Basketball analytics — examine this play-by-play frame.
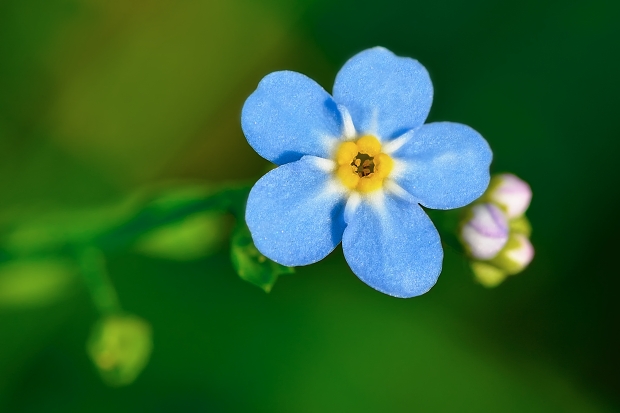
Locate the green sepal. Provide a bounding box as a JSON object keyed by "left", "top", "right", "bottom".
{"left": 470, "top": 261, "right": 508, "bottom": 288}
{"left": 509, "top": 215, "right": 532, "bottom": 237}
{"left": 488, "top": 234, "right": 530, "bottom": 275}
{"left": 230, "top": 221, "right": 294, "bottom": 293}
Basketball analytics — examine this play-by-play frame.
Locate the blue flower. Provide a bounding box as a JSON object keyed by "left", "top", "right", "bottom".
{"left": 241, "top": 47, "right": 492, "bottom": 298}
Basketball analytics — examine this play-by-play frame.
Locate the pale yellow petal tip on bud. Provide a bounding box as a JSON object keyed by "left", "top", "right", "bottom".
{"left": 509, "top": 215, "right": 532, "bottom": 237}
{"left": 471, "top": 261, "right": 508, "bottom": 288}
{"left": 470, "top": 232, "right": 534, "bottom": 287}
{"left": 490, "top": 233, "right": 534, "bottom": 275}
{"left": 87, "top": 314, "right": 153, "bottom": 387}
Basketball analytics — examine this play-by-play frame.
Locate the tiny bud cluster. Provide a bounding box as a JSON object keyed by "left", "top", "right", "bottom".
{"left": 459, "top": 174, "right": 534, "bottom": 287}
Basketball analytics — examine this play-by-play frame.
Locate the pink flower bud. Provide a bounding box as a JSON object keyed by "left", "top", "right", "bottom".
{"left": 460, "top": 203, "right": 509, "bottom": 260}
{"left": 487, "top": 174, "right": 532, "bottom": 219}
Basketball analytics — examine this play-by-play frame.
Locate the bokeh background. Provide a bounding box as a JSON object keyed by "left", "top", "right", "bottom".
{"left": 1, "top": 0, "right": 619, "bottom": 411}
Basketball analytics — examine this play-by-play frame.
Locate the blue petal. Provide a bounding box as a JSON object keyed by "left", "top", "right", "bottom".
{"left": 242, "top": 71, "right": 343, "bottom": 165}
{"left": 391, "top": 122, "right": 492, "bottom": 210}
{"left": 245, "top": 156, "right": 346, "bottom": 266}
{"left": 342, "top": 194, "right": 443, "bottom": 298}
{"left": 332, "top": 47, "right": 433, "bottom": 140}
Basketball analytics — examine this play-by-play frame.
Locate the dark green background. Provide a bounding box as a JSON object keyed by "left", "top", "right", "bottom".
{"left": 1, "top": 0, "right": 619, "bottom": 411}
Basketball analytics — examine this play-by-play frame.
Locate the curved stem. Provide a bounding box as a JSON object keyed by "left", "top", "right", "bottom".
{"left": 77, "top": 247, "right": 122, "bottom": 315}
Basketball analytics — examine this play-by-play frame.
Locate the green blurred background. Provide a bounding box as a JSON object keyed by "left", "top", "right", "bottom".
{"left": 1, "top": 0, "right": 619, "bottom": 411}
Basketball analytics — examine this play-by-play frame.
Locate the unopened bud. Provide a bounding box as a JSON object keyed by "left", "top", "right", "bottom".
{"left": 490, "top": 233, "right": 534, "bottom": 275}
{"left": 470, "top": 261, "right": 508, "bottom": 288}
{"left": 87, "top": 314, "right": 153, "bottom": 386}
{"left": 460, "top": 203, "right": 509, "bottom": 260}
{"left": 486, "top": 174, "right": 532, "bottom": 219}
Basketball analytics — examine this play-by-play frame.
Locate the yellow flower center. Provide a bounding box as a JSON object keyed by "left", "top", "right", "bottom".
{"left": 334, "top": 135, "right": 394, "bottom": 193}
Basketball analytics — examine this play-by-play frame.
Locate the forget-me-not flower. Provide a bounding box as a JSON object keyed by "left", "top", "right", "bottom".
{"left": 242, "top": 47, "right": 492, "bottom": 298}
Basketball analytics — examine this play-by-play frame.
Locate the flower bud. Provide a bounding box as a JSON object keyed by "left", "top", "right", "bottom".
{"left": 470, "top": 261, "right": 507, "bottom": 288}
{"left": 490, "top": 233, "right": 534, "bottom": 275}
{"left": 460, "top": 203, "right": 509, "bottom": 260}
{"left": 486, "top": 174, "right": 532, "bottom": 219}
{"left": 87, "top": 314, "right": 153, "bottom": 386}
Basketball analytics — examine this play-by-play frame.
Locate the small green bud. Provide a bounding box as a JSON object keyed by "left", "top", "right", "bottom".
{"left": 230, "top": 223, "right": 294, "bottom": 293}
{"left": 87, "top": 314, "right": 153, "bottom": 387}
{"left": 470, "top": 261, "right": 508, "bottom": 288}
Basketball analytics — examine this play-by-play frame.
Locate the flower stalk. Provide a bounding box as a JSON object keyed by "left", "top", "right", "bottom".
{"left": 77, "top": 247, "right": 122, "bottom": 315}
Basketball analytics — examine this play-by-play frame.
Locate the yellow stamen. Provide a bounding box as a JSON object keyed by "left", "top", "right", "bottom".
{"left": 333, "top": 135, "right": 394, "bottom": 193}
{"left": 336, "top": 142, "right": 358, "bottom": 166}
{"left": 356, "top": 135, "right": 382, "bottom": 156}
{"left": 356, "top": 173, "right": 384, "bottom": 192}
{"left": 336, "top": 164, "right": 360, "bottom": 188}
{"left": 374, "top": 153, "right": 394, "bottom": 178}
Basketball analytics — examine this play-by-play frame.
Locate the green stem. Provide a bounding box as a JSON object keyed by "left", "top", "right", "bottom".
{"left": 95, "top": 185, "right": 251, "bottom": 252}
{"left": 77, "top": 247, "right": 122, "bottom": 314}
